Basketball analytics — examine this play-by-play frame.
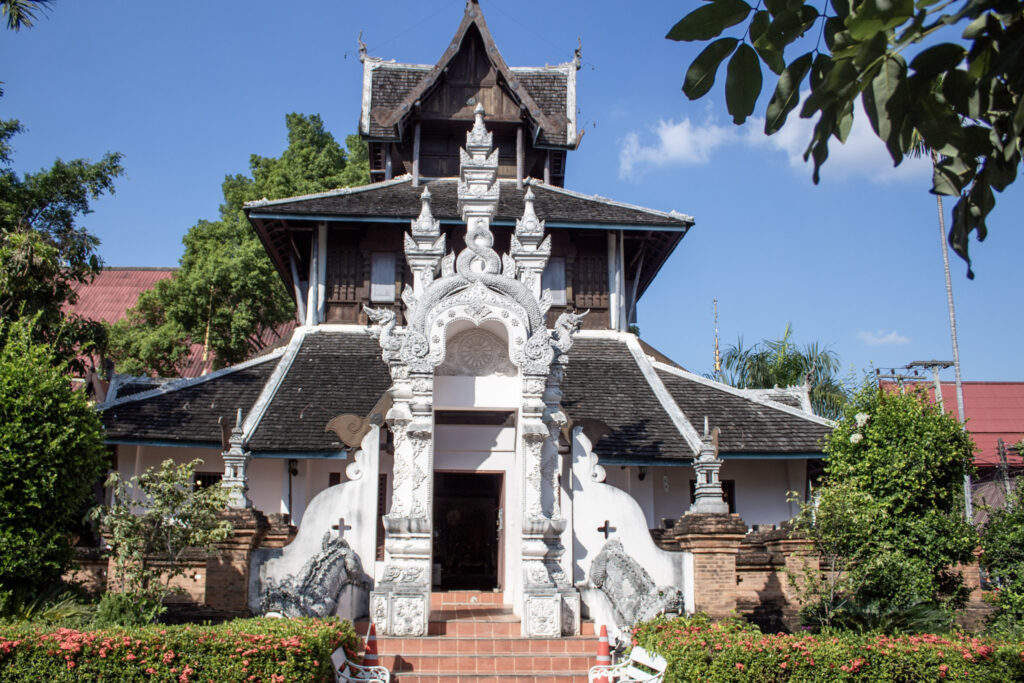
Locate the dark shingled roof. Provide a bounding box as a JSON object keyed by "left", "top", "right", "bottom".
{"left": 562, "top": 337, "right": 692, "bottom": 461}
{"left": 102, "top": 357, "right": 279, "bottom": 445}
{"left": 246, "top": 330, "right": 392, "bottom": 453}
{"left": 366, "top": 64, "right": 430, "bottom": 139}
{"left": 656, "top": 369, "right": 831, "bottom": 454}
{"left": 247, "top": 178, "right": 691, "bottom": 229}
{"left": 362, "top": 1, "right": 573, "bottom": 147}
{"left": 366, "top": 63, "right": 571, "bottom": 145}
{"left": 513, "top": 69, "right": 569, "bottom": 147}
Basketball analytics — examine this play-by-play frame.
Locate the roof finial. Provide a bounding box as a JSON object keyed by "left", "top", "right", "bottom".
{"left": 358, "top": 30, "right": 367, "bottom": 63}
{"left": 574, "top": 37, "right": 583, "bottom": 70}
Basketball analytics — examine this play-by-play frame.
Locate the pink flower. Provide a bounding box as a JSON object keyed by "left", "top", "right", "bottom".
{"left": 163, "top": 650, "right": 176, "bottom": 664}
{"left": 735, "top": 663, "right": 744, "bottom": 670}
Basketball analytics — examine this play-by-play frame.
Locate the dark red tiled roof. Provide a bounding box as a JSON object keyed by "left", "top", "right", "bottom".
{"left": 67, "top": 267, "right": 296, "bottom": 379}
{"left": 66, "top": 267, "right": 176, "bottom": 324}
{"left": 879, "top": 381, "right": 1024, "bottom": 466}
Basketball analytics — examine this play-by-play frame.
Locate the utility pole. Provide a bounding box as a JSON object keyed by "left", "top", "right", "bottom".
{"left": 934, "top": 187, "right": 973, "bottom": 524}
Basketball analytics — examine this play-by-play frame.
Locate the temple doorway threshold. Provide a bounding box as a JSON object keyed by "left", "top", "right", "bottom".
{"left": 432, "top": 471, "right": 503, "bottom": 592}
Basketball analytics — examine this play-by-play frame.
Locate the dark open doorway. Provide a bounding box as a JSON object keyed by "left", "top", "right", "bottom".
{"left": 433, "top": 471, "right": 503, "bottom": 591}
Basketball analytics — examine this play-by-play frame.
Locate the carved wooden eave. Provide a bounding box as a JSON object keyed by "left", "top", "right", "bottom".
{"left": 366, "top": 1, "right": 572, "bottom": 147}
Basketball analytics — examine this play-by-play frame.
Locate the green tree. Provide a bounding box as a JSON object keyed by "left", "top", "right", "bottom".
{"left": 89, "top": 459, "right": 233, "bottom": 623}
{"left": 109, "top": 114, "right": 368, "bottom": 374}
{"left": 0, "top": 317, "right": 107, "bottom": 595}
{"left": 979, "top": 477, "right": 1024, "bottom": 634}
{"left": 0, "top": 119, "right": 124, "bottom": 368}
{"left": 794, "top": 385, "right": 977, "bottom": 625}
{"left": 668, "top": 0, "right": 1023, "bottom": 278}
{"left": 719, "top": 323, "right": 847, "bottom": 419}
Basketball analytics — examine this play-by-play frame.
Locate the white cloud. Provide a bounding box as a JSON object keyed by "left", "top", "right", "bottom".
{"left": 619, "top": 96, "right": 930, "bottom": 184}
{"left": 858, "top": 330, "right": 912, "bottom": 346}
{"left": 618, "top": 118, "right": 736, "bottom": 178}
{"left": 745, "top": 95, "right": 930, "bottom": 184}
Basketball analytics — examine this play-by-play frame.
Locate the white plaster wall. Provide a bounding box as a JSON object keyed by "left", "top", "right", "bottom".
{"left": 433, "top": 375, "right": 520, "bottom": 409}
{"left": 253, "top": 427, "right": 381, "bottom": 619}
{"left": 652, "top": 466, "right": 698, "bottom": 525}
{"left": 248, "top": 458, "right": 286, "bottom": 515}
{"left": 649, "top": 460, "right": 808, "bottom": 528}
{"left": 570, "top": 430, "right": 689, "bottom": 642}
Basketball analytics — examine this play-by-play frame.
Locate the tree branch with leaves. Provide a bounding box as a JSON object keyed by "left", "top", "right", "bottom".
{"left": 669, "top": 0, "right": 1023, "bottom": 278}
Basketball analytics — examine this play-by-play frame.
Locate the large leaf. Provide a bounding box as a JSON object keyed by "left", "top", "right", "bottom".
{"left": 862, "top": 54, "right": 907, "bottom": 160}
{"left": 750, "top": 10, "right": 786, "bottom": 74}
{"left": 910, "top": 43, "right": 967, "bottom": 78}
{"left": 765, "top": 52, "right": 813, "bottom": 134}
{"left": 667, "top": 0, "right": 752, "bottom": 41}
{"left": 846, "top": 0, "right": 915, "bottom": 41}
{"left": 725, "top": 44, "right": 763, "bottom": 124}
{"left": 684, "top": 38, "right": 739, "bottom": 99}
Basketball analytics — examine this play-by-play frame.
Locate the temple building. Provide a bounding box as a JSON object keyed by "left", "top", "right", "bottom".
{"left": 98, "top": 1, "right": 832, "bottom": 638}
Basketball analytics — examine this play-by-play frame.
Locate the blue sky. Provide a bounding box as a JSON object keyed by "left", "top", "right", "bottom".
{"left": 3, "top": 1, "right": 1021, "bottom": 381}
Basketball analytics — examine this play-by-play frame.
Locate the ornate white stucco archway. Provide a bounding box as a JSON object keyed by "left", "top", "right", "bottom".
{"left": 365, "top": 105, "right": 584, "bottom": 637}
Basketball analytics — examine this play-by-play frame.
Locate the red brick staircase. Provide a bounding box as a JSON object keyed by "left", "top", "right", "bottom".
{"left": 358, "top": 591, "right": 599, "bottom": 683}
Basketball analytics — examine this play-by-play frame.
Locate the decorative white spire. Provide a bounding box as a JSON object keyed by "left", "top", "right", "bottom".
{"left": 511, "top": 186, "right": 552, "bottom": 297}
{"left": 456, "top": 105, "right": 501, "bottom": 278}
{"left": 404, "top": 186, "right": 445, "bottom": 295}
{"left": 410, "top": 187, "right": 440, "bottom": 237}
{"left": 222, "top": 408, "right": 252, "bottom": 509}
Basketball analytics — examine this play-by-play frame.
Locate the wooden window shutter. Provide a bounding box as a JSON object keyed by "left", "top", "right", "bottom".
{"left": 370, "top": 252, "right": 396, "bottom": 303}
{"left": 541, "top": 257, "right": 567, "bottom": 306}
{"left": 376, "top": 474, "right": 388, "bottom": 561}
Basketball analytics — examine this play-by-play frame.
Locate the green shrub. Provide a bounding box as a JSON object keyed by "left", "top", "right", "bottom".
{"left": 0, "top": 616, "right": 359, "bottom": 682}
{"left": 633, "top": 614, "right": 1024, "bottom": 682}
{"left": 0, "top": 585, "right": 94, "bottom": 627}
{"left": 0, "top": 318, "right": 107, "bottom": 594}
{"left": 92, "top": 592, "right": 164, "bottom": 629}
{"left": 980, "top": 480, "right": 1024, "bottom": 635}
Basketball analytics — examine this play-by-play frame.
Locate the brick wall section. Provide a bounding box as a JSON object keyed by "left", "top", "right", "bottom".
{"left": 734, "top": 526, "right": 816, "bottom": 632}
{"left": 669, "top": 513, "right": 748, "bottom": 619}
{"left": 89, "top": 508, "right": 299, "bottom": 618}
{"left": 202, "top": 508, "right": 268, "bottom": 616}
{"left": 66, "top": 548, "right": 108, "bottom": 596}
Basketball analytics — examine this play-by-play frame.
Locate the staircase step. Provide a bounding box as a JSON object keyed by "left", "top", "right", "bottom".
{"left": 431, "top": 590, "right": 505, "bottom": 607}
{"left": 378, "top": 636, "right": 598, "bottom": 655}
{"left": 395, "top": 675, "right": 589, "bottom": 682}
{"left": 384, "top": 653, "right": 595, "bottom": 674}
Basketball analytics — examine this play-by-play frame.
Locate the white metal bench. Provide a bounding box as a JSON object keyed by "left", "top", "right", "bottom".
{"left": 588, "top": 646, "right": 667, "bottom": 683}
{"left": 331, "top": 646, "right": 391, "bottom": 683}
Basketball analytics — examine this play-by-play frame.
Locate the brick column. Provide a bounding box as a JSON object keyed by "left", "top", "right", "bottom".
{"left": 204, "top": 508, "right": 268, "bottom": 616}
{"left": 671, "top": 513, "right": 747, "bottom": 619}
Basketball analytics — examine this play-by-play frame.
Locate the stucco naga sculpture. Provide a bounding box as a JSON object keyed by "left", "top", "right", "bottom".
{"left": 587, "top": 539, "right": 685, "bottom": 630}
{"left": 260, "top": 532, "right": 371, "bottom": 618}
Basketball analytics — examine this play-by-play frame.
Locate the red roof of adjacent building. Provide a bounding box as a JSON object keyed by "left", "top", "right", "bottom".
{"left": 66, "top": 267, "right": 296, "bottom": 378}
{"left": 881, "top": 381, "right": 1024, "bottom": 467}
{"left": 66, "top": 267, "right": 177, "bottom": 324}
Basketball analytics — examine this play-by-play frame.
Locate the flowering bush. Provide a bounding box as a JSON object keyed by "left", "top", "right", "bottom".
{"left": 0, "top": 616, "right": 359, "bottom": 682}
{"left": 791, "top": 385, "right": 977, "bottom": 627}
{"left": 633, "top": 614, "right": 1024, "bottom": 682}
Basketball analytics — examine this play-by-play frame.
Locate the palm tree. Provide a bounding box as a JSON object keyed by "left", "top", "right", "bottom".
{"left": 720, "top": 323, "right": 847, "bottom": 419}
{"left": 2, "top": 0, "right": 52, "bottom": 31}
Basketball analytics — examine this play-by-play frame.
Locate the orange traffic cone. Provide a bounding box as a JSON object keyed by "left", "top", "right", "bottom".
{"left": 364, "top": 623, "right": 379, "bottom": 666}
{"left": 594, "top": 624, "right": 611, "bottom": 683}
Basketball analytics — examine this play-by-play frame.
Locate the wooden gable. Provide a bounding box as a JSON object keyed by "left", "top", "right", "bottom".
{"left": 416, "top": 25, "right": 522, "bottom": 125}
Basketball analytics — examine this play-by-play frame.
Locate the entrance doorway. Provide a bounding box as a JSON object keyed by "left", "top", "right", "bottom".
{"left": 432, "top": 472, "right": 503, "bottom": 591}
